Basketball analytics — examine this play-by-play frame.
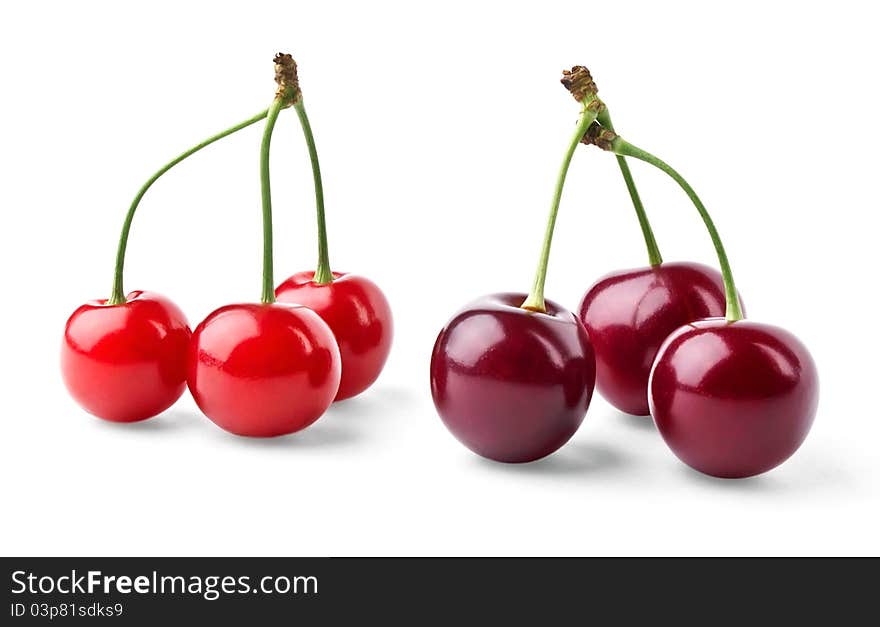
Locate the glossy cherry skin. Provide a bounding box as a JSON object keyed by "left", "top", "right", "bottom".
{"left": 61, "top": 291, "right": 191, "bottom": 422}
{"left": 578, "top": 261, "right": 737, "bottom": 416}
{"left": 275, "top": 272, "right": 393, "bottom": 401}
{"left": 430, "top": 293, "right": 596, "bottom": 463}
{"left": 649, "top": 319, "right": 818, "bottom": 478}
{"left": 187, "top": 302, "right": 341, "bottom": 437}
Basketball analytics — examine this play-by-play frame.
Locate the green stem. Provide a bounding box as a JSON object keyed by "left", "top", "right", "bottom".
{"left": 522, "top": 103, "right": 599, "bottom": 312}
{"left": 259, "top": 99, "right": 285, "bottom": 304}
{"left": 293, "top": 101, "right": 332, "bottom": 285}
{"left": 611, "top": 137, "right": 744, "bottom": 321}
{"left": 107, "top": 109, "right": 269, "bottom": 305}
{"left": 595, "top": 108, "right": 662, "bottom": 266}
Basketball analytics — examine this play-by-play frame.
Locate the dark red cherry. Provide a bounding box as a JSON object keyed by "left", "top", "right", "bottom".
{"left": 430, "top": 293, "right": 596, "bottom": 463}
{"left": 578, "top": 261, "right": 739, "bottom": 416}
{"left": 649, "top": 319, "right": 818, "bottom": 478}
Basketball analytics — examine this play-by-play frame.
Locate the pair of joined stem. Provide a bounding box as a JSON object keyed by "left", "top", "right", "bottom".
{"left": 260, "top": 98, "right": 332, "bottom": 303}
{"left": 610, "top": 136, "right": 743, "bottom": 321}
{"left": 108, "top": 110, "right": 269, "bottom": 305}
{"left": 522, "top": 95, "right": 742, "bottom": 322}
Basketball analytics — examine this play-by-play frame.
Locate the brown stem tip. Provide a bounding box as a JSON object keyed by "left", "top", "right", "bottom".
{"left": 561, "top": 66, "right": 598, "bottom": 102}
{"left": 581, "top": 121, "right": 617, "bottom": 151}
{"left": 274, "top": 52, "right": 302, "bottom": 104}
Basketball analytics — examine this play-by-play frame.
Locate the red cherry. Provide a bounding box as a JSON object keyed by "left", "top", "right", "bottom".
{"left": 649, "top": 319, "right": 819, "bottom": 478}
{"left": 578, "top": 262, "right": 736, "bottom": 416}
{"left": 187, "top": 302, "right": 341, "bottom": 437}
{"left": 275, "top": 272, "right": 393, "bottom": 401}
{"left": 430, "top": 293, "right": 596, "bottom": 463}
{"left": 61, "top": 291, "right": 191, "bottom": 422}
{"left": 428, "top": 77, "right": 599, "bottom": 462}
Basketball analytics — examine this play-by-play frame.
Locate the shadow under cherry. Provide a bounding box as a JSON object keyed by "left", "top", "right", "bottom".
{"left": 472, "top": 441, "right": 628, "bottom": 478}
{"left": 89, "top": 408, "right": 205, "bottom": 433}
{"left": 615, "top": 411, "right": 656, "bottom": 431}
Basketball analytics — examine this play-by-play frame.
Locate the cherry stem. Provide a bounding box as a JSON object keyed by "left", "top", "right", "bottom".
{"left": 108, "top": 109, "right": 269, "bottom": 305}
{"left": 611, "top": 137, "right": 744, "bottom": 321}
{"left": 522, "top": 101, "right": 599, "bottom": 313}
{"left": 293, "top": 101, "right": 333, "bottom": 284}
{"left": 595, "top": 108, "right": 663, "bottom": 267}
{"left": 260, "top": 98, "right": 285, "bottom": 304}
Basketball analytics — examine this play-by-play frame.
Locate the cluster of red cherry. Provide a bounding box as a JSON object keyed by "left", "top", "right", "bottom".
{"left": 430, "top": 66, "right": 818, "bottom": 479}
{"left": 61, "top": 54, "right": 393, "bottom": 437}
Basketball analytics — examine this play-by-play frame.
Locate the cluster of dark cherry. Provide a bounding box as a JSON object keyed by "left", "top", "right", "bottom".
{"left": 62, "top": 54, "right": 393, "bottom": 437}
{"left": 430, "top": 66, "right": 818, "bottom": 478}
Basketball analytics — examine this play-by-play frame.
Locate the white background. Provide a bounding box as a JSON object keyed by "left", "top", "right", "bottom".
{"left": 1, "top": 1, "right": 877, "bottom": 556}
